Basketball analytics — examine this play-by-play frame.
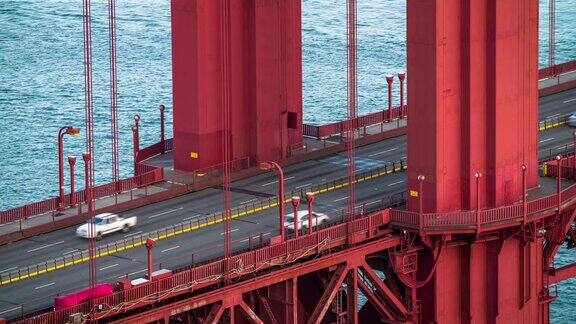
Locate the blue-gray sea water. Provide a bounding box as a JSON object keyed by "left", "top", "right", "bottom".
{"left": 0, "top": 1, "right": 574, "bottom": 321}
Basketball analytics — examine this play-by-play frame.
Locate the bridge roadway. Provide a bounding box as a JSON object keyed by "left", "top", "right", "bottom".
{"left": 0, "top": 88, "right": 575, "bottom": 318}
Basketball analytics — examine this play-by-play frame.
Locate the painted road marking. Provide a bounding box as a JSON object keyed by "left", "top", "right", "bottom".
{"left": 564, "top": 98, "right": 576, "bottom": 104}
{"left": 183, "top": 215, "right": 202, "bottom": 222}
{"left": 34, "top": 282, "right": 55, "bottom": 290}
{"left": 262, "top": 176, "right": 295, "bottom": 186}
{"left": 99, "top": 264, "right": 119, "bottom": 271}
{"left": 365, "top": 200, "right": 381, "bottom": 206}
{"left": 557, "top": 143, "right": 574, "bottom": 150}
{"left": 333, "top": 196, "right": 348, "bottom": 202}
{"left": 124, "top": 231, "right": 143, "bottom": 238}
{"left": 0, "top": 161, "right": 407, "bottom": 286}
{"left": 369, "top": 147, "right": 399, "bottom": 157}
{"left": 0, "top": 307, "right": 21, "bottom": 315}
{"left": 62, "top": 250, "right": 78, "bottom": 255}
{"left": 220, "top": 228, "right": 239, "bottom": 235}
{"left": 539, "top": 138, "right": 554, "bottom": 143}
{"left": 295, "top": 183, "right": 313, "bottom": 190}
{"left": 26, "top": 241, "right": 65, "bottom": 253}
{"left": 148, "top": 207, "right": 183, "bottom": 219}
{"left": 0, "top": 267, "right": 17, "bottom": 273}
{"left": 547, "top": 113, "right": 561, "bottom": 118}
{"left": 161, "top": 245, "right": 180, "bottom": 253}
{"left": 240, "top": 198, "right": 257, "bottom": 204}
{"left": 387, "top": 180, "right": 405, "bottom": 187}
{"left": 125, "top": 269, "right": 147, "bottom": 277}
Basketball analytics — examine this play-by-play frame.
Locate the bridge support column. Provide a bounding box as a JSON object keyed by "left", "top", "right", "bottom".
{"left": 171, "top": 0, "right": 303, "bottom": 172}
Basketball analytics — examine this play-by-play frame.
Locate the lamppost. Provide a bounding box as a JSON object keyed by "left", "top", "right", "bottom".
{"left": 58, "top": 126, "right": 80, "bottom": 210}
{"left": 417, "top": 175, "right": 425, "bottom": 232}
{"left": 398, "top": 71, "right": 406, "bottom": 118}
{"left": 260, "top": 161, "right": 286, "bottom": 241}
{"left": 159, "top": 105, "right": 166, "bottom": 153}
{"left": 68, "top": 156, "right": 77, "bottom": 207}
{"left": 82, "top": 152, "right": 92, "bottom": 205}
{"left": 522, "top": 164, "right": 527, "bottom": 225}
{"left": 291, "top": 196, "right": 301, "bottom": 239}
{"left": 146, "top": 238, "right": 156, "bottom": 281}
{"left": 306, "top": 192, "right": 315, "bottom": 235}
{"left": 556, "top": 155, "right": 562, "bottom": 212}
{"left": 475, "top": 172, "right": 482, "bottom": 235}
{"left": 386, "top": 74, "right": 394, "bottom": 121}
{"left": 132, "top": 115, "right": 141, "bottom": 175}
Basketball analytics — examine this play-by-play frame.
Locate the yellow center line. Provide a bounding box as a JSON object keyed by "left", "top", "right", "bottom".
{"left": 0, "top": 163, "right": 407, "bottom": 286}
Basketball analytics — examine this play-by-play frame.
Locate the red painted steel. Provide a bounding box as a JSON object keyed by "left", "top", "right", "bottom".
{"left": 346, "top": 0, "right": 357, "bottom": 218}
{"left": 171, "top": 0, "right": 303, "bottom": 172}
{"left": 108, "top": 0, "right": 119, "bottom": 184}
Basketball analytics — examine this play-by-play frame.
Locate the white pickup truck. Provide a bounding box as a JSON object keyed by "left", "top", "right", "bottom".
{"left": 76, "top": 213, "right": 137, "bottom": 239}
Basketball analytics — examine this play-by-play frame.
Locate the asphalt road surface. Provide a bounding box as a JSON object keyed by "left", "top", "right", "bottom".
{"left": 0, "top": 88, "right": 575, "bottom": 318}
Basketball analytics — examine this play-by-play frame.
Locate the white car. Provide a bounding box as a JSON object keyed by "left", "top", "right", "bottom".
{"left": 76, "top": 213, "right": 137, "bottom": 239}
{"left": 284, "top": 210, "right": 329, "bottom": 231}
{"left": 567, "top": 113, "right": 576, "bottom": 127}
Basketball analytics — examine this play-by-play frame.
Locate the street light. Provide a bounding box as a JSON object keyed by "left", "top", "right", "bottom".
{"left": 306, "top": 192, "right": 315, "bottom": 235}
{"left": 475, "top": 172, "right": 482, "bottom": 234}
{"left": 291, "top": 196, "right": 301, "bottom": 239}
{"left": 556, "top": 155, "right": 562, "bottom": 212}
{"left": 82, "top": 152, "right": 92, "bottom": 205}
{"left": 68, "top": 156, "right": 77, "bottom": 207}
{"left": 159, "top": 105, "right": 166, "bottom": 152}
{"left": 146, "top": 238, "right": 156, "bottom": 281}
{"left": 260, "top": 161, "right": 286, "bottom": 242}
{"left": 522, "top": 164, "right": 527, "bottom": 225}
{"left": 386, "top": 74, "right": 394, "bottom": 121}
{"left": 417, "top": 175, "right": 425, "bottom": 232}
{"left": 132, "top": 115, "right": 141, "bottom": 175}
{"left": 398, "top": 72, "right": 406, "bottom": 118}
{"left": 58, "top": 126, "right": 80, "bottom": 210}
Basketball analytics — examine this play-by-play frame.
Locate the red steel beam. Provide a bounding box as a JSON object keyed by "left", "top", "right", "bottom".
{"left": 357, "top": 272, "right": 396, "bottom": 320}
{"left": 361, "top": 261, "right": 409, "bottom": 316}
{"left": 203, "top": 302, "right": 225, "bottom": 324}
{"left": 238, "top": 300, "right": 265, "bottom": 324}
{"left": 307, "top": 264, "right": 349, "bottom": 324}
{"left": 347, "top": 269, "right": 359, "bottom": 323}
{"left": 108, "top": 236, "right": 401, "bottom": 323}
{"left": 549, "top": 262, "right": 576, "bottom": 284}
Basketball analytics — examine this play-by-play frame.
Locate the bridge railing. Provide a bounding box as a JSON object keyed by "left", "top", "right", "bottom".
{"left": 539, "top": 60, "right": 576, "bottom": 79}
{"left": 12, "top": 206, "right": 398, "bottom": 323}
{"left": 0, "top": 168, "right": 165, "bottom": 226}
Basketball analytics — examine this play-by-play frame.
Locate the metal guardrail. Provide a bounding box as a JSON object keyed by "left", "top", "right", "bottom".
{"left": 538, "top": 114, "right": 570, "bottom": 132}
{"left": 0, "top": 160, "right": 408, "bottom": 285}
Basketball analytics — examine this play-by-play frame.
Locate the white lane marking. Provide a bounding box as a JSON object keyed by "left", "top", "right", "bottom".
{"left": 557, "top": 144, "right": 574, "bottom": 150}
{"left": 333, "top": 196, "right": 349, "bottom": 202}
{"left": 539, "top": 138, "right": 554, "bottom": 143}
{"left": 401, "top": 156, "right": 407, "bottom": 160}
{"left": 123, "top": 269, "right": 147, "bottom": 277}
{"left": 27, "top": 241, "right": 65, "bottom": 253}
{"left": 161, "top": 245, "right": 180, "bottom": 253}
{"left": 124, "top": 231, "right": 143, "bottom": 238}
{"left": 369, "top": 147, "right": 399, "bottom": 157}
{"left": 240, "top": 198, "right": 257, "bottom": 204}
{"left": 564, "top": 98, "right": 576, "bottom": 103}
{"left": 34, "top": 282, "right": 55, "bottom": 290}
{"left": 148, "top": 207, "right": 183, "bottom": 219}
{"left": 262, "top": 176, "right": 295, "bottom": 186}
{"left": 99, "top": 263, "right": 119, "bottom": 271}
{"left": 295, "top": 183, "right": 313, "bottom": 190}
{"left": 546, "top": 113, "right": 561, "bottom": 118}
{"left": 0, "top": 266, "right": 18, "bottom": 273}
{"left": 263, "top": 232, "right": 271, "bottom": 236}
{"left": 0, "top": 306, "right": 22, "bottom": 315}
{"left": 220, "top": 228, "right": 239, "bottom": 235}
{"left": 365, "top": 200, "right": 381, "bottom": 206}
{"left": 62, "top": 250, "right": 78, "bottom": 255}
{"left": 387, "top": 180, "right": 405, "bottom": 187}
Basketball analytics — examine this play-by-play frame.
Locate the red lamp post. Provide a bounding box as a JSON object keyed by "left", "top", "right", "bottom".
{"left": 260, "top": 161, "right": 286, "bottom": 242}
{"left": 417, "top": 175, "right": 425, "bottom": 232}
{"left": 146, "top": 238, "right": 156, "bottom": 281}
{"left": 556, "top": 155, "right": 562, "bottom": 212}
{"left": 132, "top": 115, "right": 141, "bottom": 175}
{"left": 159, "top": 105, "right": 166, "bottom": 153}
{"left": 58, "top": 126, "right": 80, "bottom": 210}
{"left": 522, "top": 164, "right": 527, "bottom": 225}
{"left": 398, "top": 71, "right": 406, "bottom": 117}
{"left": 82, "top": 153, "right": 91, "bottom": 204}
{"left": 68, "top": 156, "right": 77, "bottom": 207}
{"left": 386, "top": 74, "right": 394, "bottom": 121}
{"left": 291, "top": 196, "right": 301, "bottom": 239}
{"left": 306, "top": 192, "right": 315, "bottom": 235}
{"left": 475, "top": 172, "right": 482, "bottom": 235}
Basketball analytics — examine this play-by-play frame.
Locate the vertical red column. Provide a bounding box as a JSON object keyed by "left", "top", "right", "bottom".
{"left": 171, "top": 0, "right": 303, "bottom": 172}
{"left": 407, "top": 0, "right": 538, "bottom": 213}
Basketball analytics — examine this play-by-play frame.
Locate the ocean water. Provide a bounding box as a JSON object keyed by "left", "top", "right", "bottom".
{"left": 0, "top": 0, "right": 574, "bottom": 321}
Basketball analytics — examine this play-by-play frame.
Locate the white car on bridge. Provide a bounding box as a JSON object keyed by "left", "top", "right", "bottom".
{"left": 284, "top": 211, "right": 329, "bottom": 231}
{"left": 76, "top": 213, "right": 137, "bottom": 239}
